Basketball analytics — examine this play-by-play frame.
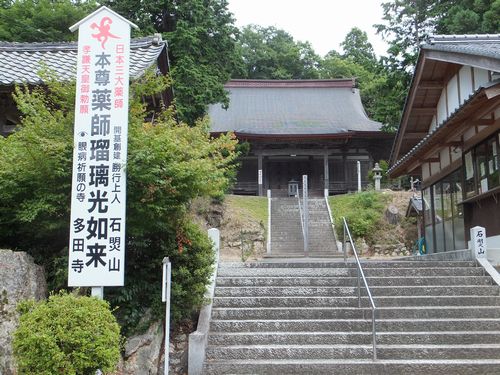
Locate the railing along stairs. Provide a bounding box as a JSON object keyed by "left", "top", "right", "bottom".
{"left": 297, "top": 187, "right": 308, "bottom": 255}
{"left": 342, "top": 217, "right": 377, "bottom": 360}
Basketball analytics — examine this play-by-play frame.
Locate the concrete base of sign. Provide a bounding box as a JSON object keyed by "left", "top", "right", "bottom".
{"left": 188, "top": 229, "right": 220, "bottom": 375}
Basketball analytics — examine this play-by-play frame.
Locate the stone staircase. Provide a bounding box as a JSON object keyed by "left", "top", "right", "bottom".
{"left": 203, "top": 260, "right": 500, "bottom": 374}
{"left": 308, "top": 198, "right": 338, "bottom": 254}
{"left": 270, "top": 198, "right": 303, "bottom": 255}
{"left": 269, "top": 197, "right": 338, "bottom": 257}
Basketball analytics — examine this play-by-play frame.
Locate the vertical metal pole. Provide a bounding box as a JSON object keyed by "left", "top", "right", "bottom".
{"left": 267, "top": 189, "right": 272, "bottom": 254}
{"left": 372, "top": 309, "right": 377, "bottom": 360}
{"left": 357, "top": 161, "right": 361, "bottom": 192}
{"left": 91, "top": 287, "right": 104, "bottom": 299}
{"left": 343, "top": 222, "right": 347, "bottom": 264}
{"left": 357, "top": 266, "right": 361, "bottom": 308}
{"left": 323, "top": 153, "right": 329, "bottom": 191}
{"left": 162, "top": 257, "right": 171, "bottom": 375}
{"left": 92, "top": 287, "right": 104, "bottom": 375}
{"left": 302, "top": 175, "right": 308, "bottom": 256}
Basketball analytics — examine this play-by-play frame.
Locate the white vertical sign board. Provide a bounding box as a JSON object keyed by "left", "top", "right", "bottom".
{"left": 68, "top": 7, "right": 137, "bottom": 287}
{"left": 258, "top": 169, "right": 263, "bottom": 185}
{"left": 471, "top": 226, "right": 487, "bottom": 258}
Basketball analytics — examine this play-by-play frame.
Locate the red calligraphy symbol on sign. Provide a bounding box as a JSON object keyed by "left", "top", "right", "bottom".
{"left": 91, "top": 17, "right": 120, "bottom": 49}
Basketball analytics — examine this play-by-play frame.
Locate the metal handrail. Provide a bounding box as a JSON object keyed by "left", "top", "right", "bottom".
{"left": 342, "top": 217, "right": 377, "bottom": 360}
{"left": 323, "top": 190, "right": 339, "bottom": 252}
{"left": 297, "top": 189, "right": 307, "bottom": 252}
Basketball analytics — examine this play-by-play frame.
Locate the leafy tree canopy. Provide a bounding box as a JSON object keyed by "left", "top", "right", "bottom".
{"left": 438, "top": 0, "right": 500, "bottom": 33}
{"left": 234, "top": 24, "right": 320, "bottom": 79}
{"left": 375, "top": 0, "right": 446, "bottom": 70}
{"left": 320, "top": 28, "right": 404, "bottom": 132}
{"left": 103, "top": 0, "right": 242, "bottom": 124}
{"left": 340, "top": 27, "right": 377, "bottom": 69}
{"left": 0, "top": 0, "right": 96, "bottom": 42}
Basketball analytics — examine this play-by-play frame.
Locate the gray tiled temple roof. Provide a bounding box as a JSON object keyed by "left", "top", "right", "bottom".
{"left": 423, "top": 34, "right": 500, "bottom": 60}
{"left": 0, "top": 36, "right": 165, "bottom": 86}
{"left": 209, "top": 80, "right": 382, "bottom": 136}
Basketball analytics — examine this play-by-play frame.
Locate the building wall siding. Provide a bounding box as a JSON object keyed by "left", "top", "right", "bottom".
{"left": 474, "top": 67, "right": 490, "bottom": 90}
{"left": 447, "top": 75, "right": 460, "bottom": 115}
{"left": 459, "top": 66, "right": 474, "bottom": 105}
{"left": 437, "top": 90, "right": 448, "bottom": 126}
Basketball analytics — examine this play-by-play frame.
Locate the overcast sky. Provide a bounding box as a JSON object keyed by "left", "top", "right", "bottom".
{"left": 227, "top": 0, "right": 389, "bottom": 58}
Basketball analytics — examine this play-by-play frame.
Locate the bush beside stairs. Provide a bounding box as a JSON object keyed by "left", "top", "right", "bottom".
{"left": 202, "top": 260, "right": 500, "bottom": 374}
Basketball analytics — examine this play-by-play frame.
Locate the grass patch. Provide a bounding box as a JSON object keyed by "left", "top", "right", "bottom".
{"left": 329, "top": 191, "right": 390, "bottom": 241}
{"left": 225, "top": 195, "right": 268, "bottom": 225}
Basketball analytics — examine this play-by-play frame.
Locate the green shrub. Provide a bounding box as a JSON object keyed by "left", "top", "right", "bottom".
{"left": 330, "top": 191, "right": 389, "bottom": 241}
{"left": 13, "top": 292, "right": 121, "bottom": 375}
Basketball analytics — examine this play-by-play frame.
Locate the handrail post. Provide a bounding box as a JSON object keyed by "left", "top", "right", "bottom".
{"left": 302, "top": 175, "right": 308, "bottom": 256}
{"left": 357, "top": 265, "right": 361, "bottom": 308}
{"left": 267, "top": 189, "right": 271, "bottom": 254}
{"left": 343, "top": 221, "right": 347, "bottom": 264}
{"left": 372, "top": 308, "right": 377, "bottom": 360}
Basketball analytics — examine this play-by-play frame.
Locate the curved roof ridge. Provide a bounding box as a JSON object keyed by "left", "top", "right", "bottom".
{"left": 0, "top": 36, "right": 163, "bottom": 52}
{"left": 225, "top": 79, "right": 355, "bottom": 89}
{"left": 429, "top": 34, "right": 500, "bottom": 44}
{"left": 0, "top": 36, "right": 166, "bottom": 85}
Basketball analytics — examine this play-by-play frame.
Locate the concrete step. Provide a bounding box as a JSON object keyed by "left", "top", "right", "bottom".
{"left": 205, "top": 344, "right": 500, "bottom": 361}
{"left": 204, "top": 260, "right": 500, "bottom": 374}
{"left": 208, "top": 331, "right": 500, "bottom": 346}
{"left": 216, "top": 267, "right": 484, "bottom": 277}
{"left": 211, "top": 306, "right": 500, "bottom": 320}
{"left": 219, "top": 261, "right": 478, "bottom": 268}
{"left": 203, "top": 359, "right": 500, "bottom": 375}
{"left": 215, "top": 275, "right": 494, "bottom": 287}
{"left": 214, "top": 285, "right": 499, "bottom": 297}
{"left": 209, "top": 318, "right": 500, "bottom": 333}
{"left": 213, "top": 295, "right": 500, "bottom": 308}
{"left": 264, "top": 253, "right": 344, "bottom": 259}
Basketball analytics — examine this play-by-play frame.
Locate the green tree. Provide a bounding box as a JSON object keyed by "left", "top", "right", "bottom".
{"left": 375, "top": 0, "right": 448, "bottom": 69}
{"left": 234, "top": 24, "right": 320, "bottom": 79}
{"left": 103, "top": 0, "right": 242, "bottom": 124}
{"left": 0, "top": 72, "right": 239, "bottom": 331}
{"left": 319, "top": 28, "right": 405, "bottom": 132}
{"left": 13, "top": 292, "right": 121, "bottom": 375}
{"left": 340, "top": 27, "right": 377, "bottom": 69}
{"left": 0, "top": 0, "right": 96, "bottom": 42}
{"left": 438, "top": 0, "right": 500, "bottom": 33}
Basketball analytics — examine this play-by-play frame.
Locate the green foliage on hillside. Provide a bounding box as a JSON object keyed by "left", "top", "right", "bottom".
{"left": 329, "top": 191, "right": 391, "bottom": 241}
{"left": 0, "top": 71, "right": 239, "bottom": 333}
{"left": 13, "top": 292, "right": 121, "bottom": 375}
{"left": 225, "top": 195, "right": 268, "bottom": 227}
